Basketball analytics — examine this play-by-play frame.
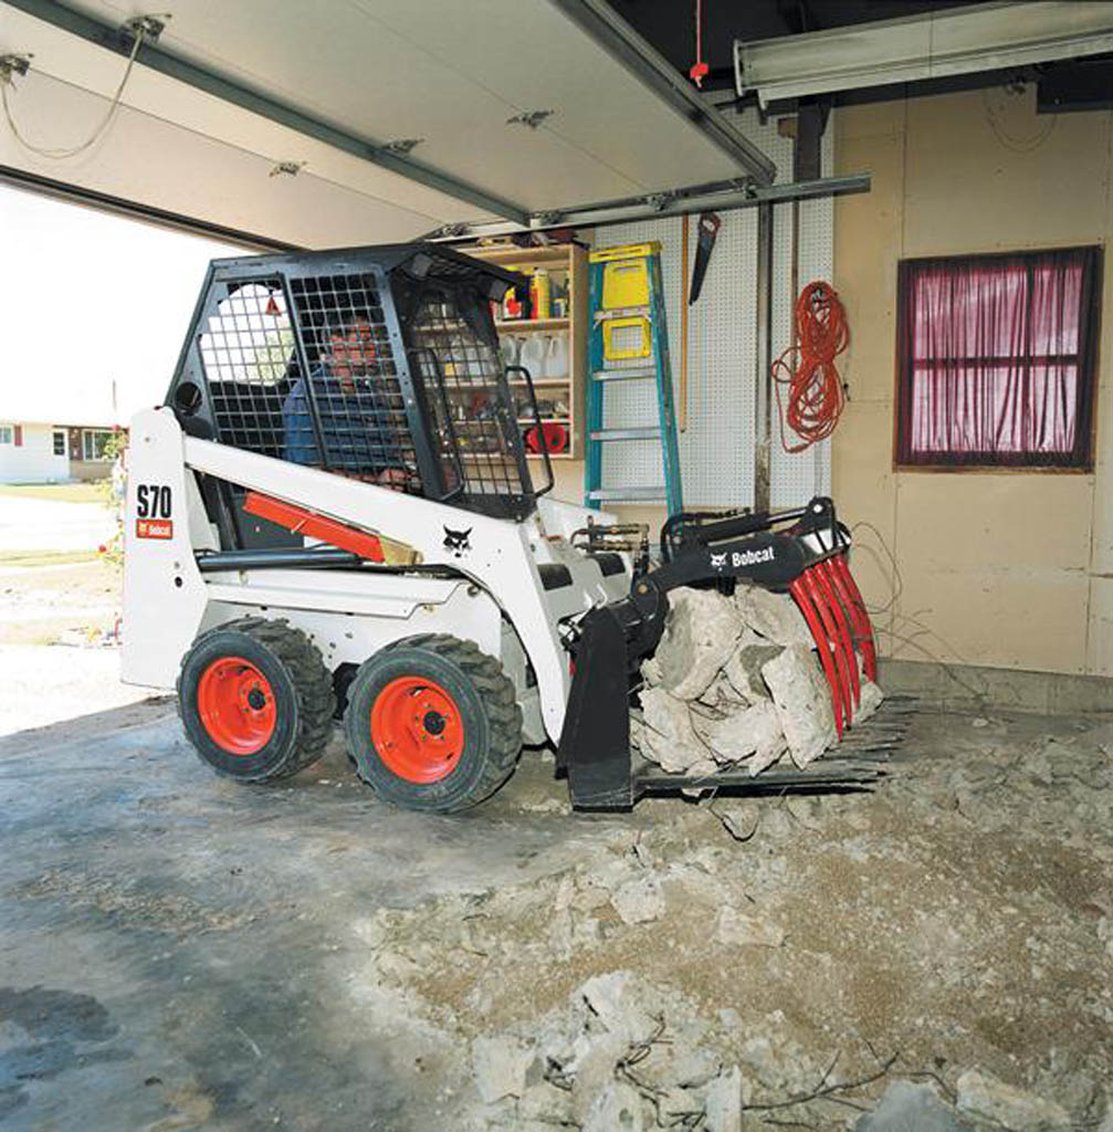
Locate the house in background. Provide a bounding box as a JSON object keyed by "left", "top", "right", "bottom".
{"left": 0, "top": 414, "right": 122, "bottom": 484}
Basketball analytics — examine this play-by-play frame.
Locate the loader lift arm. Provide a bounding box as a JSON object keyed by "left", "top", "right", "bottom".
{"left": 557, "top": 497, "right": 879, "bottom": 810}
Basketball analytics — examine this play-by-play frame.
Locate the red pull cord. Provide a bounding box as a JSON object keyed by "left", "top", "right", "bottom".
{"left": 689, "top": 0, "right": 709, "bottom": 87}
{"left": 771, "top": 281, "right": 850, "bottom": 452}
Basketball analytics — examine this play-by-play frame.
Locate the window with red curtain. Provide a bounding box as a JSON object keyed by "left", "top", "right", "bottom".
{"left": 895, "top": 246, "right": 1102, "bottom": 469}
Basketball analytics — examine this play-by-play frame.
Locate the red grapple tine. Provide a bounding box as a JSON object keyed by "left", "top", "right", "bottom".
{"left": 801, "top": 569, "right": 854, "bottom": 730}
{"left": 831, "top": 554, "right": 878, "bottom": 682}
{"left": 789, "top": 575, "right": 844, "bottom": 737}
{"left": 815, "top": 560, "right": 860, "bottom": 712}
{"left": 826, "top": 555, "right": 875, "bottom": 685}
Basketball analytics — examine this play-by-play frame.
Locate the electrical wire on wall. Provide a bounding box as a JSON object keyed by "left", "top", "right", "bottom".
{"left": 771, "top": 280, "right": 849, "bottom": 453}
{"left": 0, "top": 23, "right": 148, "bottom": 160}
{"left": 850, "top": 519, "right": 991, "bottom": 703}
{"left": 982, "top": 84, "right": 1057, "bottom": 154}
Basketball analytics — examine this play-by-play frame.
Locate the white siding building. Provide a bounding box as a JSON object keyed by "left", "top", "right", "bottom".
{"left": 0, "top": 418, "right": 119, "bottom": 484}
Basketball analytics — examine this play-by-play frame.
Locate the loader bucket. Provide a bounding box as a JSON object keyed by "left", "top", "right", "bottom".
{"left": 789, "top": 552, "right": 877, "bottom": 735}
{"left": 556, "top": 604, "right": 636, "bottom": 810}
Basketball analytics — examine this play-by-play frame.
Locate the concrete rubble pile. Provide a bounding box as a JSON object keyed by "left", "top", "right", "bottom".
{"left": 631, "top": 584, "right": 883, "bottom": 780}
{"left": 466, "top": 970, "right": 1077, "bottom": 1131}
{"left": 469, "top": 971, "right": 742, "bottom": 1131}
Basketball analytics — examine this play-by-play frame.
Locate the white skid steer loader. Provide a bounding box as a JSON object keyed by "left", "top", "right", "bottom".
{"left": 122, "top": 243, "right": 879, "bottom": 812}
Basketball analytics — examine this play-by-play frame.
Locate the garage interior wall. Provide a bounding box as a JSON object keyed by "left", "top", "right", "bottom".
{"left": 832, "top": 87, "right": 1113, "bottom": 677}
{"left": 550, "top": 113, "right": 834, "bottom": 529}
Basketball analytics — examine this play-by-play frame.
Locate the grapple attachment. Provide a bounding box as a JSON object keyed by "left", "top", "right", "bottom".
{"left": 558, "top": 496, "right": 881, "bottom": 810}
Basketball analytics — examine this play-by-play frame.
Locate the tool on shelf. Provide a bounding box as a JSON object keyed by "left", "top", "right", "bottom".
{"left": 584, "top": 242, "right": 683, "bottom": 514}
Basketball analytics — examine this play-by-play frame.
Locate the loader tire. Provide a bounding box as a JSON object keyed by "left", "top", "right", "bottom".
{"left": 178, "top": 617, "right": 335, "bottom": 782}
{"left": 343, "top": 634, "right": 522, "bottom": 813}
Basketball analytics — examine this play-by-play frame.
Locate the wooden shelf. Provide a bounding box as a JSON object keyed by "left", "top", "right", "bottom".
{"left": 468, "top": 242, "right": 587, "bottom": 462}
{"left": 467, "top": 243, "right": 584, "bottom": 267}
{"left": 495, "top": 318, "right": 569, "bottom": 333}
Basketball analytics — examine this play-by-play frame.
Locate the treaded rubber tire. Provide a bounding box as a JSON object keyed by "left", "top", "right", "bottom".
{"left": 178, "top": 617, "right": 335, "bottom": 782}
{"left": 343, "top": 633, "right": 522, "bottom": 813}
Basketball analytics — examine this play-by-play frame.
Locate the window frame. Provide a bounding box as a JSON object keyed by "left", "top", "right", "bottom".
{"left": 82, "top": 429, "right": 114, "bottom": 462}
{"left": 0, "top": 425, "right": 12, "bottom": 445}
{"left": 894, "top": 245, "right": 1102, "bottom": 473}
{"left": 52, "top": 430, "right": 66, "bottom": 457}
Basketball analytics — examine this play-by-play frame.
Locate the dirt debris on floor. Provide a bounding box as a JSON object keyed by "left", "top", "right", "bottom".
{"left": 352, "top": 710, "right": 1113, "bottom": 1131}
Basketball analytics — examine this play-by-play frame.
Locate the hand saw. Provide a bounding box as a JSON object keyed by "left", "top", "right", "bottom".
{"left": 688, "top": 212, "right": 721, "bottom": 305}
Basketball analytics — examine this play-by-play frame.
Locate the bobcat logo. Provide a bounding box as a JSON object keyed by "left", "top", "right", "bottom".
{"left": 443, "top": 526, "right": 472, "bottom": 558}
{"left": 709, "top": 551, "right": 728, "bottom": 571}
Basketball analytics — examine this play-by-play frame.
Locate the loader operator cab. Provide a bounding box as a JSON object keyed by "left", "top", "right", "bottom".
{"left": 165, "top": 243, "right": 552, "bottom": 550}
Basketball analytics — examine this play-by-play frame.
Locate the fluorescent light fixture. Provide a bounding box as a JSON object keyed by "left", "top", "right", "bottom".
{"left": 735, "top": 1, "right": 1113, "bottom": 107}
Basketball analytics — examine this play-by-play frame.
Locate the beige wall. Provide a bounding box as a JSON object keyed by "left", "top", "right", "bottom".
{"left": 833, "top": 89, "right": 1113, "bottom": 675}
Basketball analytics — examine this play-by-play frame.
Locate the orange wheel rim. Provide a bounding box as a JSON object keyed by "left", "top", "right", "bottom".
{"left": 197, "top": 656, "right": 276, "bottom": 755}
{"left": 370, "top": 676, "right": 464, "bottom": 784}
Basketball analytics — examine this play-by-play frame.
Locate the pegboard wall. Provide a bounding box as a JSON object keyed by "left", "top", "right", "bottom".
{"left": 591, "top": 111, "right": 834, "bottom": 510}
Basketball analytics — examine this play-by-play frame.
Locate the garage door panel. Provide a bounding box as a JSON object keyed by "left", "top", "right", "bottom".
{"left": 0, "top": 73, "right": 447, "bottom": 246}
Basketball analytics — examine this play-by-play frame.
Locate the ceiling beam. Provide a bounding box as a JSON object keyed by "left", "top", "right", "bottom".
{"left": 1, "top": 0, "right": 531, "bottom": 224}
{"left": 427, "top": 173, "right": 868, "bottom": 241}
{"left": 547, "top": 0, "right": 777, "bottom": 187}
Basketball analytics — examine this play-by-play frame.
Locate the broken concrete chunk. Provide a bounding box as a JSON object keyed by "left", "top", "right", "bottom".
{"left": 856, "top": 1079, "right": 966, "bottom": 1131}
{"left": 611, "top": 875, "right": 666, "bottom": 925}
{"left": 581, "top": 1081, "right": 645, "bottom": 1132}
{"left": 518, "top": 1083, "right": 575, "bottom": 1126}
{"left": 735, "top": 584, "right": 813, "bottom": 647}
{"left": 698, "top": 673, "right": 751, "bottom": 710}
{"left": 956, "top": 1069, "right": 1071, "bottom": 1131}
{"left": 704, "top": 1066, "right": 744, "bottom": 1132}
{"left": 639, "top": 686, "right": 710, "bottom": 773}
{"left": 660, "top": 1046, "right": 722, "bottom": 1090}
{"left": 722, "top": 636, "right": 781, "bottom": 702}
{"left": 762, "top": 645, "right": 836, "bottom": 768}
{"left": 569, "top": 1032, "right": 633, "bottom": 1124}
{"left": 581, "top": 972, "right": 657, "bottom": 1042}
{"left": 656, "top": 588, "right": 744, "bottom": 700}
{"left": 472, "top": 1034, "right": 535, "bottom": 1104}
{"left": 716, "top": 906, "right": 785, "bottom": 948}
{"left": 700, "top": 700, "right": 786, "bottom": 766}
{"left": 855, "top": 679, "right": 884, "bottom": 725}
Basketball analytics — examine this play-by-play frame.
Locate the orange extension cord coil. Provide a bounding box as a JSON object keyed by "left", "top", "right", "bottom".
{"left": 771, "top": 281, "right": 849, "bottom": 452}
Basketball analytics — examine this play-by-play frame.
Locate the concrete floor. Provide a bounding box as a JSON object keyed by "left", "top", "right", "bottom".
{"left": 0, "top": 701, "right": 631, "bottom": 1131}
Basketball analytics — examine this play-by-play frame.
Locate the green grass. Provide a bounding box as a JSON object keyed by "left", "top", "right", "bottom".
{"left": 0, "top": 549, "right": 100, "bottom": 567}
{"left": 0, "top": 482, "right": 108, "bottom": 504}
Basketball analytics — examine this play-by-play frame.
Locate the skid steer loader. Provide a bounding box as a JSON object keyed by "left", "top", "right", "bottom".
{"left": 122, "top": 242, "right": 879, "bottom": 812}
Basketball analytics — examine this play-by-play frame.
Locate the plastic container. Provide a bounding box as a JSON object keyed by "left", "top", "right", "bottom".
{"left": 529, "top": 269, "right": 552, "bottom": 320}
